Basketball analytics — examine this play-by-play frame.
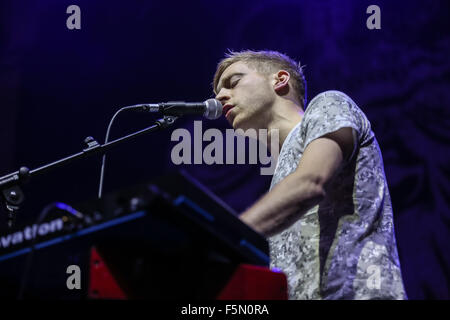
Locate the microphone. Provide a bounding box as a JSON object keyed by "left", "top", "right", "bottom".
{"left": 135, "top": 99, "right": 223, "bottom": 120}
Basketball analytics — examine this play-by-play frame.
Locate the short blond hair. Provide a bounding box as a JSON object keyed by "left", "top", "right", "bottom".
{"left": 213, "top": 50, "right": 307, "bottom": 108}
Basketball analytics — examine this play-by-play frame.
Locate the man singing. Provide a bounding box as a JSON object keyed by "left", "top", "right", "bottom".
{"left": 213, "top": 50, "right": 406, "bottom": 300}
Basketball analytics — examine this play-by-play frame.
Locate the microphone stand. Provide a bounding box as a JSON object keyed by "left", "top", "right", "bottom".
{"left": 0, "top": 115, "right": 177, "bottom": 229}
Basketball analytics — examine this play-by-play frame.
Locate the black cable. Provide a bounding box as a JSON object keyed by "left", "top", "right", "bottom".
{"left": 17, "top": 202, "right": 84, "bottom": 300}
{"left": 97, "top": 105, "right": 143, "bottom": 199}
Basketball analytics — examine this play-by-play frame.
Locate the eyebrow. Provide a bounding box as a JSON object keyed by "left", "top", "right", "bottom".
{"left": 217, "top": 72, "right": 244, "bottom": 93}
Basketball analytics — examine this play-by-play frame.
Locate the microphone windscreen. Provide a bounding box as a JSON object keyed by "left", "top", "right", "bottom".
{"left": 204, "top": 99, "right": 223, "bottom": 120}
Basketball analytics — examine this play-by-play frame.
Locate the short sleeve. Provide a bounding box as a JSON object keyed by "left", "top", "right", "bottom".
{"left": 301, "top": 91, "right": 368, "bottom": 159}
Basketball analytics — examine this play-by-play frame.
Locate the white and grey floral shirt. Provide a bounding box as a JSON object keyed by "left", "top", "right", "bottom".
{"left": 269, "top": 90, "right": 406, "bottom": 300}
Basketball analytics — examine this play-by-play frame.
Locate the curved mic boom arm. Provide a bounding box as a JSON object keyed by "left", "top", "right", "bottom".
{"left": 0, "top": 115, "right": 177, "bottom": 229}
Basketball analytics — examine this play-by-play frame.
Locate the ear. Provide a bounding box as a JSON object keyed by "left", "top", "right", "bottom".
{"left": 273, "top": 70, "right": 290, "bottom": 95}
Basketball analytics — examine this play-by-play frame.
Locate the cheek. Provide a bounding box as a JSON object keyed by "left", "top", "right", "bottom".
{"left": 242, "top": 84, "right": 273, "bottom": 108}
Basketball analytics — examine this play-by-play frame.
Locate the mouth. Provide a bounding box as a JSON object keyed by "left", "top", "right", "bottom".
{"left": 222, "top": 104, "right": 235, "bottom": 117}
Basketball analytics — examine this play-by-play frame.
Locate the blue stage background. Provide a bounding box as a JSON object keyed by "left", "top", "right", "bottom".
{"left": 0, "top": 0, "right": 449, "bottom": 299}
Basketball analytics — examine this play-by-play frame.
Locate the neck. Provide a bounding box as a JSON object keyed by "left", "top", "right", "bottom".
{"left": 266, "top": 99, "right": 304, "bottom": 151}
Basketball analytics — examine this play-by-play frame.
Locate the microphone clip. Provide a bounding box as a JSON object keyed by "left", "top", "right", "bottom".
{"left": 156, "top": 115, "right": 178, "bottom": 129}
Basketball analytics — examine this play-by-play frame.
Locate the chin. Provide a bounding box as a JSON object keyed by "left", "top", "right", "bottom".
{"left": 231, "top": 116, "right": 243, "bottom": 130}
{"left": 233, "top": 120, "right": 252, "bottom": 133}
{"left": 231, "top": 114, "right": 255, "bottom": 132}
{"left": 229, "top": 115, "right": 239, "bottom": 129}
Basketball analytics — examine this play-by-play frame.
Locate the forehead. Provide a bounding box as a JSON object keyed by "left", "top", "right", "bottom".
{"left": 223, "top": 61, "right": 253, "bottom": 75}
{"left": 220, "top": 61, "right": 253, "bottom": 80}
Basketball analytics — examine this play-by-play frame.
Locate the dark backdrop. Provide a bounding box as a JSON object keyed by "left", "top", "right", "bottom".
{"left": 0, "top": 0, "right": 449, "bottom": 299}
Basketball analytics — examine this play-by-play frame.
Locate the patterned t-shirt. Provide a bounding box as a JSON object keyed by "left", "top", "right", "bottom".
{"left": 269, "top": 90, "right": 406, "bottom": 300}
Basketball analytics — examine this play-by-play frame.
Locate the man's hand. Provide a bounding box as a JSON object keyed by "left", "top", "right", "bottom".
{"left": 239, "top": 127, "right": 357, "bottom": 237}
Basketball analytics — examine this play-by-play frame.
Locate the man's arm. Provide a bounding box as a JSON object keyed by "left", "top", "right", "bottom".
{"left": 239, "top": 127, "right": 356, "bottom": 237}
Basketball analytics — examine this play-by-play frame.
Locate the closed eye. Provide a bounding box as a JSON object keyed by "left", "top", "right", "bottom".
{"left": 231, "top": 78, "right": 240, "bottom": 88}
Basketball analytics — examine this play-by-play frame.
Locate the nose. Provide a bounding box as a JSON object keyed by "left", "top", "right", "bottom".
{"left": 215, "top": 88, "right": 230, "bottom": 106}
